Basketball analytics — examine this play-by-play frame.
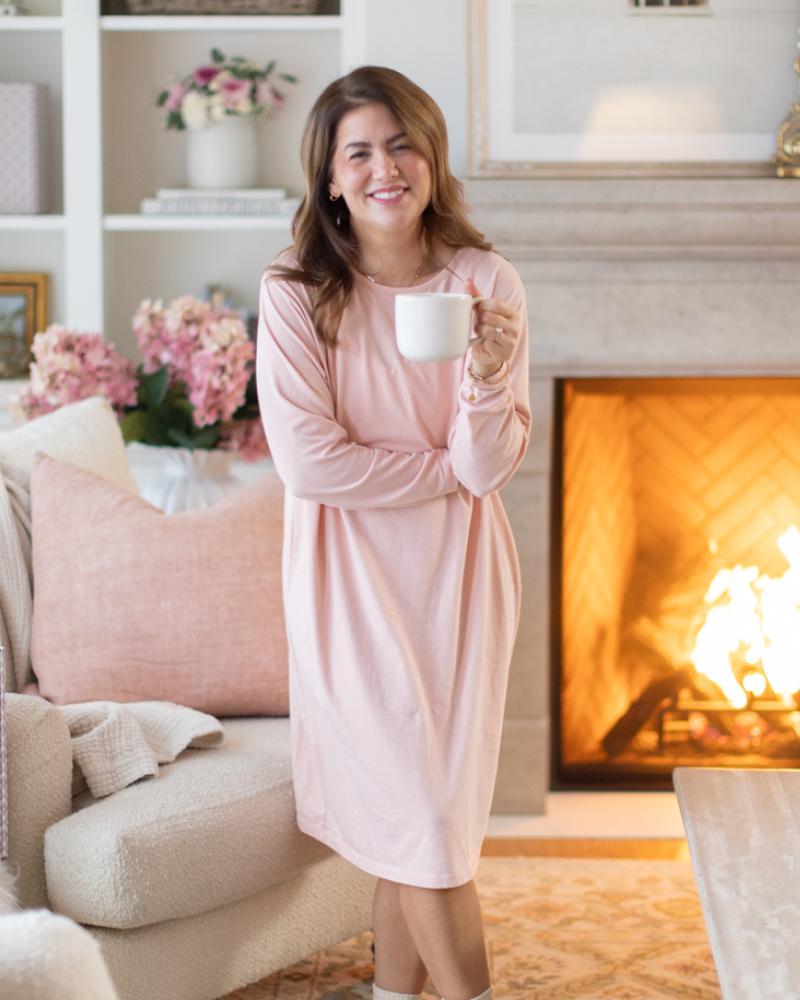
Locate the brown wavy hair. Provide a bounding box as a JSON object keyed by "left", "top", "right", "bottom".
{"left": 268, "top": 65, "right": 492, "bottom": 347}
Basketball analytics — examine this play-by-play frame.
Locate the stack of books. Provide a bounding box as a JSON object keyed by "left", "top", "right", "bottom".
{"left": 141, "top": 188, "right": 301, "bottom": 217}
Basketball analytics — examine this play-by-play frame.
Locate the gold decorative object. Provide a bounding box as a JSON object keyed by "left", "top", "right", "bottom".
{"left": 0, "top": 272, "right": 48, "bottom": 378}
{"left": 773, "top": 30, "right": 800, "bottom": 177}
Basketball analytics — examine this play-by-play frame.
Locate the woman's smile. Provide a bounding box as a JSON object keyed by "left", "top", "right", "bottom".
{"left": 368, "top": 186, "right": 409, "bottom": 203}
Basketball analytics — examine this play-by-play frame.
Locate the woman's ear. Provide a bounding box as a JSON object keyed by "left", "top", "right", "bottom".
{"left": 329, "top": 184, "right": 340, "bottom": 201}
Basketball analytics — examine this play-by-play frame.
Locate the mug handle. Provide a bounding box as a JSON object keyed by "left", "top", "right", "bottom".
{"left": 469, "top": 295, "right": 487, "bottom": 342}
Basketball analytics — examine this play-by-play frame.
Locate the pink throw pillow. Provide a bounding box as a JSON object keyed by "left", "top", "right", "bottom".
{"left": 30, "top": 452, "right": 289, "bottom": 716}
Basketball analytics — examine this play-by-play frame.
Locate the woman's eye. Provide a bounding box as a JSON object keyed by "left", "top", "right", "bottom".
{"left": 350, "top": 151, "right": 369, "bottom": 160}
{"left": 392, "top": 144, "right": 411, "bottom": 153}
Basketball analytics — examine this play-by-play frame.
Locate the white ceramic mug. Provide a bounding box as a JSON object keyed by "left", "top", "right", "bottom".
{"left": 395, "top": 292, "right": 486, "bottom": 362}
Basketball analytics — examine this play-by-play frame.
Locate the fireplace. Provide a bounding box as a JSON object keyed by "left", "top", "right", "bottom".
{"left": 551, "top": 377, "right": 800, "bottom": 790}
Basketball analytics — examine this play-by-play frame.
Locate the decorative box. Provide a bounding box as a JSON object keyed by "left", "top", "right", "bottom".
{"left": 125, "top": 0, "right": 318, "bottom": 13}
{"left": 0, "top": 83, "right": 47, "bottom": 215}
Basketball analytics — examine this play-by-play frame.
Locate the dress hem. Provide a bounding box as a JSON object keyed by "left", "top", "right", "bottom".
{"left": 296, "top": 814, "right": 478, "bottom": 890}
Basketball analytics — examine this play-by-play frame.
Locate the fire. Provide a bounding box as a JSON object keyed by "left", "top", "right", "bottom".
{"left": 690, "top": 526, "right": 800, "bottom": 709}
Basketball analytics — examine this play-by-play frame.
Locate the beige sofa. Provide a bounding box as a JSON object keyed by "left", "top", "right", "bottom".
{"left": 2, "top": 398, "right": 376, "bottom": 1000}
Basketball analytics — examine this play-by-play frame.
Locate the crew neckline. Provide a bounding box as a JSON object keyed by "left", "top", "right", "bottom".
{"left": 352, "top": 248, "right": 467, "bottom": 293}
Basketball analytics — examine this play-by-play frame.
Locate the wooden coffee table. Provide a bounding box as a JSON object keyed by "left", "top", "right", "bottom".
{"left": 673, "top": 767, "right": 800, "bottom": 1000}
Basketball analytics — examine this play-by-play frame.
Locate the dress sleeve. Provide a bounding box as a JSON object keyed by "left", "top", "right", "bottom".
{"left": 257, "top": 276, "right": 459, "bottom": 510}
{"left": 447, "top": 263, "right": 531, "bottom": 498}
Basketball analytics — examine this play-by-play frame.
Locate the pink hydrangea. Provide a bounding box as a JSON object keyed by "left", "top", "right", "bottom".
{"left": 9, "top": 325, "right": 138, "bottom": 425}
{"left": 219, "top": 417, "right": 270, "bottom": 463}
{"left": 132, "top": 295, "right": 255, "bottom": 431}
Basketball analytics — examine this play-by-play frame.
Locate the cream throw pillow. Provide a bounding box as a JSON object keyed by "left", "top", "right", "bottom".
{"left": 30, "top": 453, "right": 289, "bottom": 717}
{"left": 1, "top": 397, "right": 139, "bottom": 495}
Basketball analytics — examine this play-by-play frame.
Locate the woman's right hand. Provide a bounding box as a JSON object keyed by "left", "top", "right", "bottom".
{"left": 465, "top": 279, "right": 520, "bottom": 379}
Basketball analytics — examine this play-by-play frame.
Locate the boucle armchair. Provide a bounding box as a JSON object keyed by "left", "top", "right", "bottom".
{"left": 2, "top": 398, "right": 376, "bottom": 1000}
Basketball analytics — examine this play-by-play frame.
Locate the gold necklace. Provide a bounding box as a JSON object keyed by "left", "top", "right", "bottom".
{"left": 364, "top": 245, "right": 428, "bottom": 287}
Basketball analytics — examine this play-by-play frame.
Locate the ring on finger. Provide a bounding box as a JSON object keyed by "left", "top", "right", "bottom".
{"left": 494, "top": 326, "right": 503, "bottom": 342}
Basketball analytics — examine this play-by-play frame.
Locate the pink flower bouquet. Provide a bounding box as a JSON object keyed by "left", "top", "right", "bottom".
{"left": 10, "top": 298, "right": 270, "bottom": 463}
{"left": 157, "top": 49, "right": 296, "bottom": 131}
{"left": 9, "top": 327, "right": 138, "bottom": 423}
{"left": 128, "top": 295, "right": 269, "bottom": 459}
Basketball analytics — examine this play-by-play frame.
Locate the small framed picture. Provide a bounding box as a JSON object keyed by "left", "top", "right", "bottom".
{"left": 0, "top": 272, "right": 48, "bottom": 378}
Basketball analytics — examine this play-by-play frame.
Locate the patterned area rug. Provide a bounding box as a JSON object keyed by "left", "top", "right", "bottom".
{"left": 223, "top": 857, "right": 721, "bottom": 1000}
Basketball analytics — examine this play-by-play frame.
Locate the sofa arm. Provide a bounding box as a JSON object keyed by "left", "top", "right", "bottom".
{"left": 6, "top": 694, "right": 72, "bottom": 908}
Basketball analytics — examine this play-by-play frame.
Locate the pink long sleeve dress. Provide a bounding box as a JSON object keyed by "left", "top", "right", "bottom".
{"left": 257, "top": 246, "right": 531, "bottom": 889}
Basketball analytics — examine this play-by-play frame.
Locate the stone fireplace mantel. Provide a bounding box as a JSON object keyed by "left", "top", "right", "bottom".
{"left": 479, "top": 177, "right": 800, "bottom": 814}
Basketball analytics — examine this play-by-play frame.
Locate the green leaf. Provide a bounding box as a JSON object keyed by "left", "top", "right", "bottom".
{"left": 143, "top": 411, "right": 173, "bottom": 447}
{"left": 156, "top": 90, "right": 169, "bottom": 107}
{"left": 195, "top": 426, "right": 222, "bottom": 449}
{"left": 278, "top": 73, "right": 298, "bottom": 84}
{"left": 171, "top": 398, "right": 195, "bottom": 416}
{"left": 211, "top": 47, "right": 225, "bottom": 64}
{"left": 144, "top": 366, "right": 169, "bottom": 408}
{"left": 265, "top": 60, "right": 276, "bottom": 76}
{"left": 119, "top": 409, "right": 148, "bottom": 444}
{"left": 166, "top": 110, "right": 184, "bottom": 131}
{"left": 167, "top": 425, "right": 221, "bottom": 450}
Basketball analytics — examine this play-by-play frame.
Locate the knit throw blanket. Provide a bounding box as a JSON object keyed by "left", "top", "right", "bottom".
{"left": 60, "top": 701, "right": 224, "bottom": 798}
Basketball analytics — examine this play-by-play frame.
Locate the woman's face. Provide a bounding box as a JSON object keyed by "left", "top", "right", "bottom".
{"left": 328, "top": 102, "right": 432, "bottom": 244}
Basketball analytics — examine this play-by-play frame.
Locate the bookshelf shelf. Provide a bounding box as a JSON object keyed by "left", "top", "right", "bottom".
{"left": 0, "top": 16, "right": 63, "bottom": 29}
{"left": 101, "top": 14, "right": 341, "bottom": 31}
{"left": 0, "top": 215, "right": 67, "bottom": 231}
{"left": 104, "top": 214, "right": 293, "bottom": 231}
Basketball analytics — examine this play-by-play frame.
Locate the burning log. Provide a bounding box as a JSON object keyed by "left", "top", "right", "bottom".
{"left": 601, "top": 668, "right": 695, "bottom": 758}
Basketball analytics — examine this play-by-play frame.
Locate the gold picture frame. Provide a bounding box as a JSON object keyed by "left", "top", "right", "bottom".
{"left": 0, "top": 272, "right": 48, "bottom": 379}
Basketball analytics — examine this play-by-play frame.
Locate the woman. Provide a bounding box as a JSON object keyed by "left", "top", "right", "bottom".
{"left": 257, "top": 66, "right": 530, "bottom": 1000}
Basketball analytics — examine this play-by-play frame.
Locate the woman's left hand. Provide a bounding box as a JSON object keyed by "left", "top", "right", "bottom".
{"left": 465, "top": 279, "right": 520, "bottom": 379}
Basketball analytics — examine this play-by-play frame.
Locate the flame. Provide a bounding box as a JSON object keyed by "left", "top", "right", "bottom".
{"left": 690, "top": 526, "right": 800, "bottom": 708}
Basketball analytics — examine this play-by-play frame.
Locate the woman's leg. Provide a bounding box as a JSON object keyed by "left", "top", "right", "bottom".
{"left": 372, "top": 878, "right": 429, "bottom": 994}
{"left": 397, "top": 880, "right": 491, "bottom": 1000}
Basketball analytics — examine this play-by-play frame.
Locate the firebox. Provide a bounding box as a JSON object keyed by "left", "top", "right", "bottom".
{"left": 551, "top": 377, "right": 800, "bottom": 790}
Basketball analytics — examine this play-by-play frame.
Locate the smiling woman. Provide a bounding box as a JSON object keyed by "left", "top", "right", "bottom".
{"left": 256, "top": 65, "right": 531, "bottom": 1000}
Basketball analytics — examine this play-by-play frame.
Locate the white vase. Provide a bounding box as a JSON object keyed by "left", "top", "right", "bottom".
{"left": 186, "top": 116, "right": 258, "bottom": 189}
{"left": 138, "top": 447, "right": 242, "bottom": 514}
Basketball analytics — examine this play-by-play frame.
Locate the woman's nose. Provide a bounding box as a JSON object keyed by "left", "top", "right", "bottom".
{"left": 373, "top": 149, "right": 399, "bottom": 178}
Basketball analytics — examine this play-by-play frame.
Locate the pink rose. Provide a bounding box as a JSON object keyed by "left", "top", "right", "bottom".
{"left": 193, "top": 66, "right": 220, "bottom": 88}
{"left": 256, "top": 80, "right": 285, "bottom": 112}
{"left": 220, "top": 77, "right": 252, "bottom": 111}
{"left": 164, "top": 81, "right": 187, "bottom": 112}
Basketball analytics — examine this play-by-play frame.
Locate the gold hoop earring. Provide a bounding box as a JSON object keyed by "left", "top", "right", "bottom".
{"left": 329, "top": 192, "right": 339, "bottom": 202}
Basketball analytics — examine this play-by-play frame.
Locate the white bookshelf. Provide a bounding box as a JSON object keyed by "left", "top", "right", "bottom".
{"left": 0, "top": 0, "right": 366, "bottom": 356}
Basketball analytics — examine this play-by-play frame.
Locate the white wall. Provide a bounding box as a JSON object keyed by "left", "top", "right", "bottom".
{"left": 364, "top": 0, "right": 469, "bottom": 177}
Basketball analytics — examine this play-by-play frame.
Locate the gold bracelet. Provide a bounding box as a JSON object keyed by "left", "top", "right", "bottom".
{"left": 467, "top": 361, "right": 509, "bottom": 386}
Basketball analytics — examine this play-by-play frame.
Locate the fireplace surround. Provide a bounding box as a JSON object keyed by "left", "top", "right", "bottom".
{"left": 468, "top": 177, "right": 800, "bottom": 811}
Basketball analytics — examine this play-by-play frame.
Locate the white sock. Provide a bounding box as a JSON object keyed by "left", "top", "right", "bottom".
{"left": 460, "top": 990, "right": 493, "bottom": 1000}
{"left": 373, "top": 988, "right": 422, "bottom": 1000}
